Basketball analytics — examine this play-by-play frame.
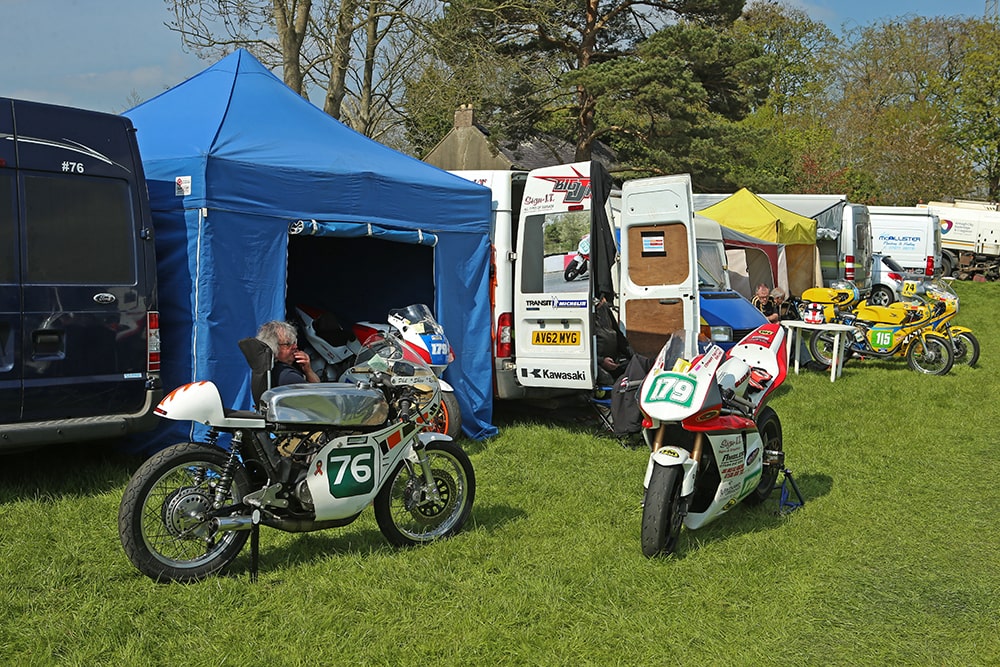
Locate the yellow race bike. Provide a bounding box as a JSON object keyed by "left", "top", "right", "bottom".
{"left": 802, "top": 281, "right": 955, "bottom": 376}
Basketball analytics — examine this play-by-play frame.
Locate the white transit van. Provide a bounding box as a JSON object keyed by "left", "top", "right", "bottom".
{"left": 453, "top": 162, "right": 702, "bottom": 402}
{"left": 867, "top": 206, "right": 941, "bottom": 277}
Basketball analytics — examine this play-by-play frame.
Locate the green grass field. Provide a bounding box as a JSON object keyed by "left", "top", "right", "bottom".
{"left": 1, "top": 281, "right": 998, "bottom": 665}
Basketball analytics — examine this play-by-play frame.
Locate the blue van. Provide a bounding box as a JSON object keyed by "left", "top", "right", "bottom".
{"left": 0, "top": 98, "right": 161, "bottom": 451}
{"left": 694, "top": 216, "right": 767, "bottom": 348}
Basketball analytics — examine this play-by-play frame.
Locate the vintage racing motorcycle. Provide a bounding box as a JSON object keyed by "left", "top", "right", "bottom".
{"left": 118, "top": 334, "right": 475, "bottom": 582}
{"left": 638, "top": 323, "right": 800, "bottom": 557}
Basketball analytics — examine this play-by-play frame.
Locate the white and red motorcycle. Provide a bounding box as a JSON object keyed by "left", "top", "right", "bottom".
{"left": 296, "top": 304, "right": 462, "bottom": 438}
{"left": 118, "top": 334, "right": 475, "bottom": 582}
{"left": 637, "top": 323, "right": 802, "bottom": 557}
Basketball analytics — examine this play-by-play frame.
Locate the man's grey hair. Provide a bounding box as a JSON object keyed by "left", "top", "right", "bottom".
{"left": 256, "top": 320, "right": 297, "bottom": 356}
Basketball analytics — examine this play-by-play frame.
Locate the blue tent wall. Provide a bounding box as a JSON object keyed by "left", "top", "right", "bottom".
{"left": 125, "top": 49, "right": 497, "bottom": 446}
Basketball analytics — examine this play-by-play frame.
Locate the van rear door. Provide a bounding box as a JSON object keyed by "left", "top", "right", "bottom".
{"left": 618, "top": 175, "right": 700, "bottom": 360}
{"left": 512, "top": 162, "right": 596, "bottom": 389}
{"left": 12, "top": 100, "right": 152, "bottom": 421}
{"left": 0, "top": 102, "right": 20, "bottom": 419}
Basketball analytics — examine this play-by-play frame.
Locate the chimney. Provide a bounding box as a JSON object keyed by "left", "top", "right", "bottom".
{"left": 454, "top": 104, "right": 474, "bottom": 128}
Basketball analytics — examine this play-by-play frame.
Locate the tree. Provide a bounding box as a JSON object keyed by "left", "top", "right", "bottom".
{"left": 164, "top": 0, "right": 434, "bottom": 144}
{"left": 944, "top": 19, "right": 1000, "bottom": 200}
{"left": 416, "top": 0, "right": 746, "bottom": 162}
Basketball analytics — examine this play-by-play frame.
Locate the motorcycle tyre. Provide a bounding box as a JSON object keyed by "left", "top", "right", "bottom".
{"left": 807, "top": 330, "right": 850, "bottom": 369}
{"left": 953, "top": 331, "right": 980, "bottom": 367}
{"left": 564, "top": 264, "right": 580, "bottom": 282}
{"left": 641, "top": 464, "right": 683, "bottom": 558}
{"left": 742, "top": 407, "right": 782, "bottom": 506}
{"left": 374, "top": 440, "right": 475, "bottom": 547}
{"left": 118, "top": 442, "right": 250, "bottom": 583}
{"left": 430, "top": 392, "right": 463, "bottom": 440}
{"left": 907, "top": 335, "right": 954, "bottom": 375}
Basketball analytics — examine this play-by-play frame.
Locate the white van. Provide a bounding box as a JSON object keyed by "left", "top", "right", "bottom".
{"left": 867, "top": 206, "right": 941, "bottom": 277}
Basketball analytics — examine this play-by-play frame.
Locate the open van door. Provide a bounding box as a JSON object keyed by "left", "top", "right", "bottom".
{"left": 512, "top": 162, "right": 601, "bottom": 390}
{"left": 618, "top": 175, "right": 700, "bottom": 360}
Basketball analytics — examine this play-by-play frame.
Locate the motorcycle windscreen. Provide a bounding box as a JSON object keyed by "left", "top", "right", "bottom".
{"left": 618, "top": 176, "right": 701, "bottom": 361}
{"left": 512, "top": 162, "right": 596, "bottom": 389}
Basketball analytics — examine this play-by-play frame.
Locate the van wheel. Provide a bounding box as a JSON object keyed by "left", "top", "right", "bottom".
{"left": 869, "top": 285, "right": 894, "bottom": 307}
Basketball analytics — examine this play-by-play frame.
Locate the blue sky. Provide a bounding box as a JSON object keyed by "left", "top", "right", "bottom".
{"left": 0, "top": 0, "right": 992, "bottom": 114}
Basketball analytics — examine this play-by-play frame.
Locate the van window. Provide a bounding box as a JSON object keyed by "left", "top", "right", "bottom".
{"left": 0, "top": 174, "right": 15, "bottom": 283}
{"left": 520, "top": 210, "right": 590, "bottom": 294}
{"left": 696, "top": 239, "right": 726, "bottom": 290}
{"left": 23, "top": 174, "right": 135, "bottom": 284}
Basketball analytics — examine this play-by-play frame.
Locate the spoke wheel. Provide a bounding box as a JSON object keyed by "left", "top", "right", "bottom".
{"left": 906, "top": 335, "right": 954, "bottom": 375}
{"left": 641, "top": 464, "right": 684, "bottom": 557}
{"left": 374, "top": 441, "right": 475, "bottom": 546}
{"left": 952, "top": 331, "right": 980, "bottom": 367}
{"left": 118, "top": 442, "right": 250, "bottom": 582}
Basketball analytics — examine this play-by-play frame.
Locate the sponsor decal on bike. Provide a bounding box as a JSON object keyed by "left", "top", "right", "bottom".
{"left": 721, "top": 451, "right": 744, "bottom": 467}
{"left": 746, "top": 447, "right": 760, "bottom": 465}
{"left": 717, "top": 437, "right": 743, "bottom": 455}
{"left": 662, "top": 448, "right": 681, "bottom": 457}
{"left": 722, "top": 464, "right": 745, "bottom": 479}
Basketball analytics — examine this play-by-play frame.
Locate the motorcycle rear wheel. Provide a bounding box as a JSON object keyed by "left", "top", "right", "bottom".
{"left": 118, "top": 442, "right": 250, "bottom": 583}
{"left": 808, "top": 330, "right": 851, "bottom": 368}
{"left": 374, "top": 440, "right": 475, "bottom": 547}
{"left": 952, "top": 331, "right": 980, "bottom": 367}
{"left": 641, "top": 464, "right": 683, "bottom": 557}
{"left": 907, "top": 335, "right": 953, "bottom": 375}
{"left": 743, "top": 407, "right": 782, "bottom": 506}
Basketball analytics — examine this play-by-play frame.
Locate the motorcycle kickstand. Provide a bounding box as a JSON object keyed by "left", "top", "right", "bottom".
{"left": 249, "top": 509, "right": 262, "bottom": 583}
{"left": 779, "top": 468, "right": 805, "bottom": 515}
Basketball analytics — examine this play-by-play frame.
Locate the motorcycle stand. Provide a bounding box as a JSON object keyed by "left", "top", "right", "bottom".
{"left": 249, "top": 509, "right": 261, "bottom": 583}
{"left": 778, "top": 468, "right": 805, "bottom": 515}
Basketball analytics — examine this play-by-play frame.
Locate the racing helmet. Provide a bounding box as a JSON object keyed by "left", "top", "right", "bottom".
{"left": 830, "top": 280, "right": 860, "bottom": 308}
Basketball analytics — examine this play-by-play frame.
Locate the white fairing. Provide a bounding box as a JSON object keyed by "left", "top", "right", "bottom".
{"left": 154, "top": 381, "right": 264, "bottom": 429}
{"left": 638, "top": 344, "right": 724, "bottom": 422}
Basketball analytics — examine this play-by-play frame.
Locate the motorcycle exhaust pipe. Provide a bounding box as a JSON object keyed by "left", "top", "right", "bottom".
{"left": 211, "top": 516, "right": 256, "bottom": 533}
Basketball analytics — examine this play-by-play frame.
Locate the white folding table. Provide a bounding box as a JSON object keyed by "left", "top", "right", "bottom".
{"left": 780, "top": 320, "right": 858, "bottom": 382}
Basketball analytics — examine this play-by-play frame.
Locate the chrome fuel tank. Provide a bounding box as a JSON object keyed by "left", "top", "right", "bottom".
{"left": 262, "top": 383, "right": 389, "bottom": 426}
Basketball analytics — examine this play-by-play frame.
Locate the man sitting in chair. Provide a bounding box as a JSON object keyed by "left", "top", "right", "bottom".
{"left": 256, "top": 320, "right": 320, "bottom": 385}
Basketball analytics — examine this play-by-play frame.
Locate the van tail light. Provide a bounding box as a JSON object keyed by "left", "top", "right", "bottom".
{"left": 496, "top": 312, "right": 513, "bottom": 359}
{"left": 147, "top": 311, "right": 161, "bottom": 372}
{"left": 845, "top": 255, "right": 855, "bottom": 281}
{"left": 925, "top": 257, "right": 934, "bottom": 276}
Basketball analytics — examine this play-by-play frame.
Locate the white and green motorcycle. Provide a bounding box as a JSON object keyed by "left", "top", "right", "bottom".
{"left": 118, "top": 334, "right": 475, "bottom": 582}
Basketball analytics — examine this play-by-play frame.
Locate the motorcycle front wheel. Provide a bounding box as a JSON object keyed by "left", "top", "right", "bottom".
{"left": 907, "top": 334, "right": 954, "bottom": 375}
{"left": 118, "top": 442, "right": 250, "bottom": 583}
{"left": 564, "top": 263, "right": 580, "bottom": 282}
{"left": 428, "top": 392, "right": 463, "bottom": 439}
{"left": 641, "top": 464, "right": 683, "bottom": 558}
{"left": 952, "top": 331, "right": 980, "bottom": 367}
{"left": 374, "top": 441, "right": 475, "bottom": 547}
{"left": 743, "top": 407, "right": 782, "bottom": 506}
